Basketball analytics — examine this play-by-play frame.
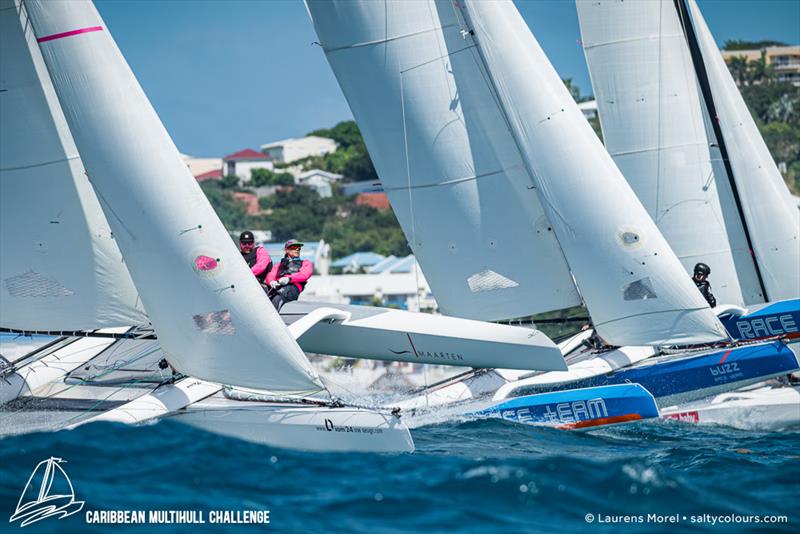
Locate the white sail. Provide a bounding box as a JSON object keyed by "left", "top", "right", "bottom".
{"left": 305, "top": 0, "right": 581, "bottom": 322}
{"left": 687, "top": 0, "right": 800, "bottom": 301}
{"left": 23, "top": 0, "right": 323, "bottom": 394}
{"left": 0, "top": 0, "right": 146, "bottom": 331}
{"left": 576, "top": 0, "right": 761, "bottom": 307}
{"left": 456, "top": 0, "right": 727, "bottom": 345}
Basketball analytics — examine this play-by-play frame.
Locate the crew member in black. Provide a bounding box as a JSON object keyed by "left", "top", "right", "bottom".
{"left": 266, "top": 239, "right": 313, "bottom": 310}
{"left": 692, "top": 262, "right": 716, "bottom": 308}
{"left": 238, "top": 231, "right": 272, "bottom": 286}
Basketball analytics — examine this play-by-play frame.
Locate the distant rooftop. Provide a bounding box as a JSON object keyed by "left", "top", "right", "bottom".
{"left": 368, "top": 255, "right": 416, "bottom": 274}
{"left": 195, "top": 168, "right": 222, "bottom": 181}
{"left": 223, "top": 148, "right": 271, "bottom": 161}
{"left": 331, "top": 252, "right": 386, "bottom": 269}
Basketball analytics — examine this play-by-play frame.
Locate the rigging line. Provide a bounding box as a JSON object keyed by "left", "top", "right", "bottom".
{"left": 655, "top": 1, "right": 664, "bottom": 223}
{"left": 84, "top": 172, "right": 138, "bottom": 242}
{"left": 672, "top": 0, "right": 769, "bottom": 301}
{"left": 0, "top": 328, "right": 157, "bottom": 340}
{"left": 0, "top": 342, "right": 164, "bottom": 424}
{"left": 400, "top": 66, "right": 429, "bottom": 407}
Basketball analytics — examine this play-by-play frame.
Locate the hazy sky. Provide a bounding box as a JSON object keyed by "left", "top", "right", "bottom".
{"left": 93, "top": 0, "right": 800, "bottom": 157}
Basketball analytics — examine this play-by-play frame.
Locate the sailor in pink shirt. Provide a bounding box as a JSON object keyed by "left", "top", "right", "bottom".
{"left": 238, "top": 231, "right": 272, "bottom": 286}
{"left": 266, "top": 239, "right": 313, "bottom": 310}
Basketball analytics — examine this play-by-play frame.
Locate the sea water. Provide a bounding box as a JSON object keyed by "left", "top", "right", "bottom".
{"left": 1, "top": 417, "right": 798, "bottom": 533}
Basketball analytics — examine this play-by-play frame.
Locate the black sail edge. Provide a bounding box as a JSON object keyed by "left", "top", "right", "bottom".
{"left": 671, "top": 0, "right": 770, "bottom": 302}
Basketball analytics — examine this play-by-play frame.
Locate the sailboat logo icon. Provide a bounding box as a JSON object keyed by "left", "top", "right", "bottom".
{"left": 9, "top": 457, "right": 84, "bottom": 527}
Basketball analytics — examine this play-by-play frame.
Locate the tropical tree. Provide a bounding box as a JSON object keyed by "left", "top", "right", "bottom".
{"left": 727, "top": 55, "right": 749, "bottom": 86}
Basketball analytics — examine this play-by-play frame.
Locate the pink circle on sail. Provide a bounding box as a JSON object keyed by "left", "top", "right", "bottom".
{"left": 194, "top": 255, "right": 218, "bottom": 272}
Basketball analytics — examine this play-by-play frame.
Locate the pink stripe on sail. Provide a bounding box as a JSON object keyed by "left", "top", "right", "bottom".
{"left": 37, "top": 26, "right": 103, "bottom": 43}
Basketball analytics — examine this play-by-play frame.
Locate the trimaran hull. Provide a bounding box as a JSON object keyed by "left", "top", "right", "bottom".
{"left": 4, "top": 303, "right": 797, "bottom": 438}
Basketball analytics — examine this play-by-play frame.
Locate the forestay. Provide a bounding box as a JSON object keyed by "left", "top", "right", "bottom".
{"left": 458, "top": 0, "right": 727, "bottom": 345}
{"left": 0, "top": 0, "right": 146, "bottom": 331}
{"left": 24, "top": 0, "right": 323, "bottom": 395}
{"left": 686, "top": 0, "right": 800, "bottom": 302}
{"left": 576, "top": 0, "right": 761, "bottom": 307}
{"left": 305, "top": 0, "right": 581, "bottom": 322}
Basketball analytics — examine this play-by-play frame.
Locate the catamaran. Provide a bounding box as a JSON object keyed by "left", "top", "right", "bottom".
{"left": 305, "top": 0, "right": 799, "bottom": 427}
{"left": 1, "top": 0, "right": 662, "bottom": 447}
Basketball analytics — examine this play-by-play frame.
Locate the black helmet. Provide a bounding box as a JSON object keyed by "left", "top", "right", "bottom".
{"left": 694, "top": 263, "right": 711, "bottom": 276}
{"left": 239, "top": 230, "right": 255, "bottom": 243}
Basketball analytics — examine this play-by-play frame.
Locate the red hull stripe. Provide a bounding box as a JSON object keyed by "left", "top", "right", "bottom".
{"left": 557, "top": 413, "right": 642, "bottom": 430}
{"left": 37, "top": 26, "right": 103, "bottom": 43}
{"left": 719, "top": 349, "right": 733, "bottom": 364}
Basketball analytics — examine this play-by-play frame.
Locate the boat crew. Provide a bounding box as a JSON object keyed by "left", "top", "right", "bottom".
{"left": 267, "top": 239, "right": 313, "bottom": 310}
{"left": 239, "top": 231, "right": 272, "bottom": 286}
{"left": 692, "top": 263, "right": 716, "bottom": 308}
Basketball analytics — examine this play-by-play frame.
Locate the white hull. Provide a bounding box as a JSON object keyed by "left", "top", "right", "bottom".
{"left": 173, "top": 395, "right": 414, "bottom": 453}
{"left": 662, "top": 385, "right": 800, "bottom": 431}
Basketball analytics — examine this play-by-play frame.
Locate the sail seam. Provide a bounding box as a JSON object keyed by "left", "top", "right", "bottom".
{"left": 0, "top": 155, "right": 80, "bottom": 172}
{"left": 583, "top": 33, "right": 682, "bottom": 50}
{"left": 399, "top": 44, "right": 477, "bottom": 74}
{"left": 322, "top": 23, "right": 457, "bottom": 53}
{"left": 610, "top": 141, "right": 709, "bottom": 158}
{"left": 382, "top": 165, "right": 523, "bottom": 191}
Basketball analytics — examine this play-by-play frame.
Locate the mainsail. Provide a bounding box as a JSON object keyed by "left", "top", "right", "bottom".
{"left": 307, "top": 0, "right": 727, "bottom": 346}
{"left": 459, "top": 0, "right": 727, "bottom": 345}
{"left": 305, "top": 0, "right": 582, "bottom": 322}
{"left": 684, "top": 0, "right": 800, "bottom": 301}
{"left": 23, "top": 0, "right": 323, "bottom": 394}
{"left": 575, "top": 0, "right": 763, "bottom": 306}
{"left": 0, "top": 0, "right": 146, "bottom": 331}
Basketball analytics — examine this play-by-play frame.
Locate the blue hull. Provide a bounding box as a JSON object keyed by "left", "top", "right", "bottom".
{"left": 509, "top": 342, "right": 799, "bottom": 406}
{"left": 473, "top": 384, "right": 659, "bottom": 429}
{"left": 720, "top": 299, "right": 800, "bottom": 341}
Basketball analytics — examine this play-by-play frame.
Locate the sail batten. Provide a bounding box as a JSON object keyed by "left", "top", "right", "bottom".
{"left": 457, "top": 0, "right": 727, "bottom": 346}
{"left": 0, "top": 0, "right": 146, "bottom": 331}
{"left": 23, "top": 0, "right": 323, "bottom": 394}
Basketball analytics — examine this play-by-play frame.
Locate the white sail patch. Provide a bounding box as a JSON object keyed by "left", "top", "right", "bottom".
{"left": 192, "top": 310, "right": 235, "bottom": 336}
{"left": 4, "top": 270, "right": 74, "bottom": 298}
{"left": 467, "top": 269, "right": 520, "bottom": 293}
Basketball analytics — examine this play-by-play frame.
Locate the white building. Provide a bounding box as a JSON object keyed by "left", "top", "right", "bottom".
{"left": 301, "top": 259, "right": 436, "bottom": 312}
{"left": 222, "top": 148, "right": 274, "bottom": 182}
{"left": 180, "top": 154, "right": 222, "bottom": 178}
{"left": 296, "top": 169, "right": 343, "bottom": 198}
{"left": 260, "top": 136, "right": 337, "bottom": 164}
{"left": 577, "top": 99, "right": 597, "bottom": 120}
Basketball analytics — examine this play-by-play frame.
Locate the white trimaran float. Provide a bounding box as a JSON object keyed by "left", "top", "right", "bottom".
{"left": 575, "top": 0, "right": 800, "bottom": 427}
{"left": 1, "top": 0, "right": 659, "bottom": 449}
{"left": 306, "top": 0, "right": 799, "bottom": 427}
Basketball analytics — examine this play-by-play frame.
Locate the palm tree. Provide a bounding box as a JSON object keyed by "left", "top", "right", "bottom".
{"left": 748, "top": 52, "right": 775, "bottom": 85}
{"left": 727, "top": 56, "right": 749, "bottom": 86}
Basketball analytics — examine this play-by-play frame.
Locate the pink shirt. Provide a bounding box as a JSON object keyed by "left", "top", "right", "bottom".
{"left": 266, "top": 257, "right": 313, "bottom": 292}
{"left": 250, "top": 247, "right": 272, "bottom": 278}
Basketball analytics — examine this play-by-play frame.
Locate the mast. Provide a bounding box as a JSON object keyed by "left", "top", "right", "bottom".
{"left": 672, "top": 0, "right": 770, "bottom": 301}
